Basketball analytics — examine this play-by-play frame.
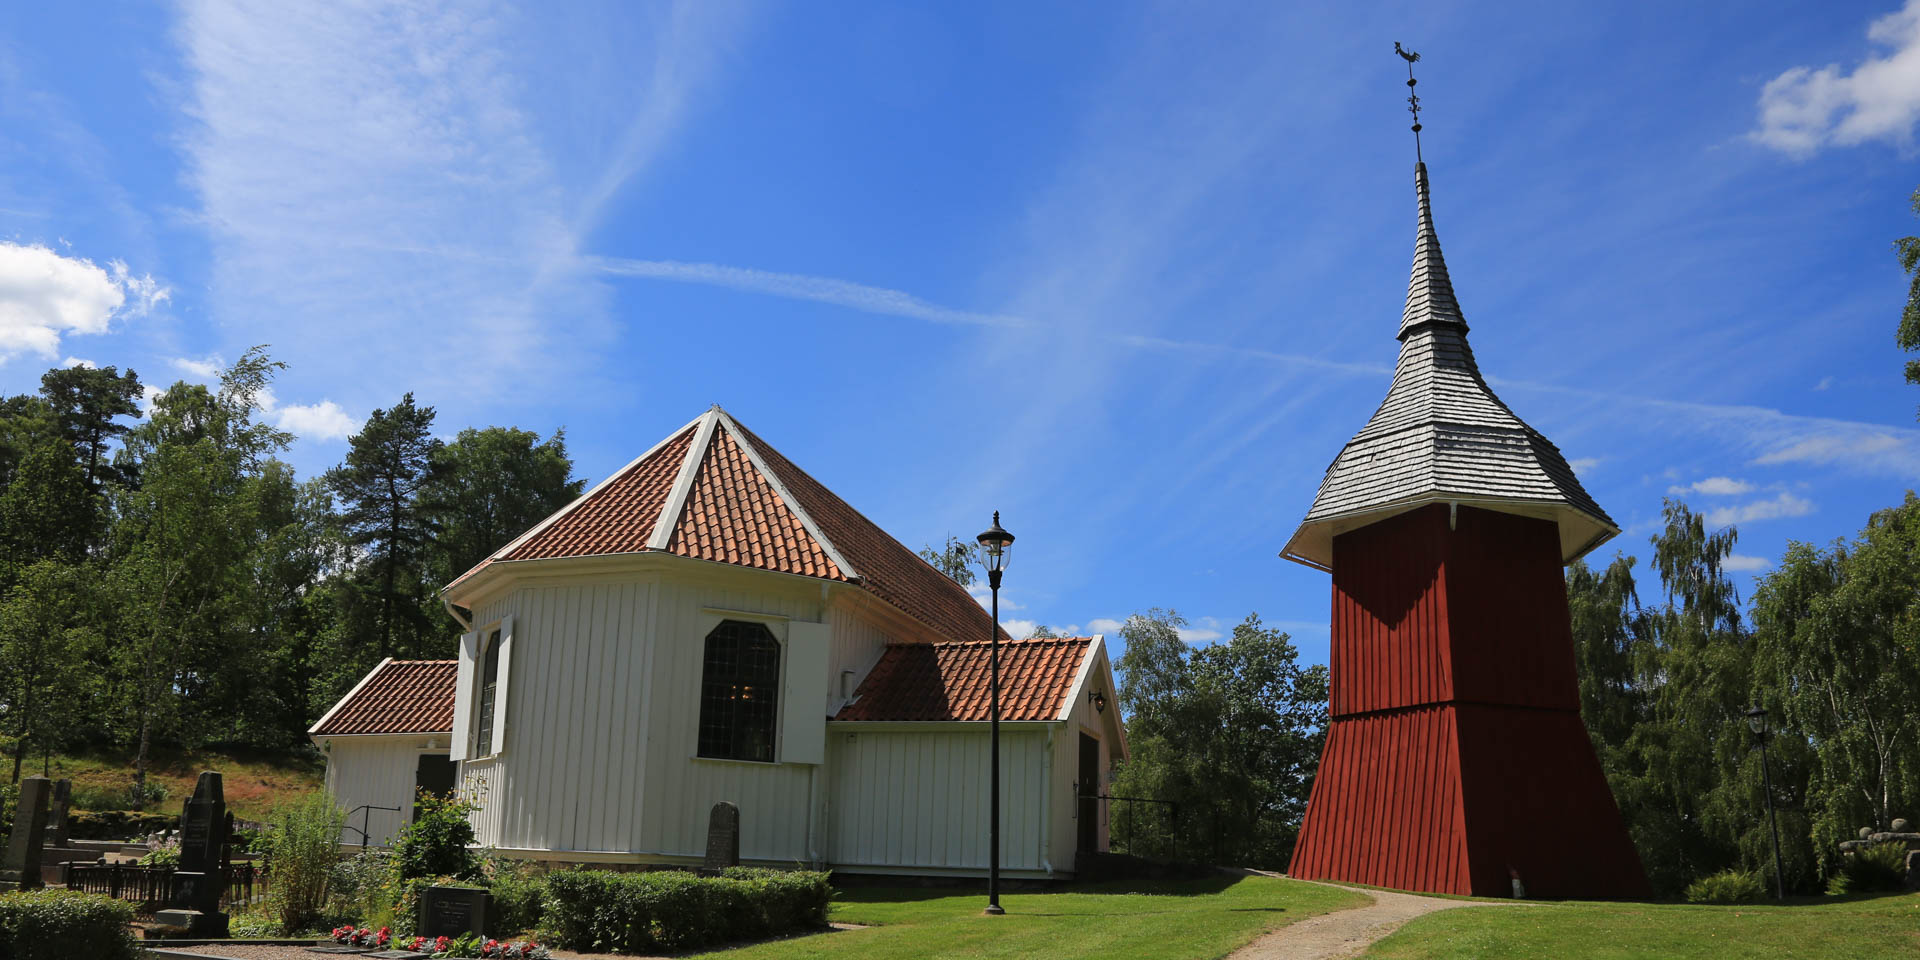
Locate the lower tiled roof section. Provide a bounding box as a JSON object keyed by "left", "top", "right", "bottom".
{"left": 834, "top": 637, "right": 1092, "bottom": 722}
{"left": 731, "top": 419, "right": 1000, "bottom": 645}
{"left": 312, "top": 660, "right": 458, "bottom": 736}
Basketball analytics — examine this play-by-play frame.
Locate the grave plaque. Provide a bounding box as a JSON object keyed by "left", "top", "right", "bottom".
{"left": 46, "top": 779, "right": 71, "bottom": 849}
{"left": 417, "top": 885, "right": 490, "bottom": 939}
{"left": 0, "top": 777, "right": 50, "bottom": 891}
{"left": 155, "top": 771, "right": 229, "bottom": 937}
{"left": 701, "top": 801, "right": 740, "bottom": 875}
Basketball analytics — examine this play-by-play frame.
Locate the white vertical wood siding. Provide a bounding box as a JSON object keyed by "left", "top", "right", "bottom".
{"left": 324, "top": 737, "right": 439, "bottom": 847}
{"left": 640, "top": 576, "right": 823, "bottom": 862}
{"left": 825, "top": 728, "right": 1050, "bottom": 873}
{"left": 461, "top": 580, "right": 660, "bottom": 853}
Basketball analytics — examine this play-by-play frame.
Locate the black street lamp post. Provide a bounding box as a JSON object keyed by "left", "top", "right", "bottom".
{"left": 1746, "top": 704, "right": 1786, "bottom": 900}
{"left": 977, "top": 512, "right": 1015, "bottom": 917}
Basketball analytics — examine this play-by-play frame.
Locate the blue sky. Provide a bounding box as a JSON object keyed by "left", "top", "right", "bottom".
{"left": 4, "top": 1, "right": 1920, "bottom": 665}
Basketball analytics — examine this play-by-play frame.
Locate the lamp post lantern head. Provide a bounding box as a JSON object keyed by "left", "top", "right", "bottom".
{"left": 1745, "top": 704, "right": 1768, "bottom": 736}
{"left": 977, "top": 512, "right": 1015, "bottom": 579}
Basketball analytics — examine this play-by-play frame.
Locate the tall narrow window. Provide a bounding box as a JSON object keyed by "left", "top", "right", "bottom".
{"left": 474, "top": 628, "right": 502, "bottom": 755}
{"left": 697, "top": 620, "right": 781, "bottom": 762}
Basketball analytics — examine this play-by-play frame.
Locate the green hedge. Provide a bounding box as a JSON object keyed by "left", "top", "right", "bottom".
{"left": 542, "top": 867, "right": 830, "bottom": 953}
{"left": 66, "top": 810, "right": 177, "bottom": 841}
{"left": 0, "top": 889, "right": 138, "bottom": 960}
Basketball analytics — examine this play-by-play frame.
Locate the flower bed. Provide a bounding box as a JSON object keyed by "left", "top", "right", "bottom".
{"left": 330, "top": 924, "right": 551, "bottom": 957}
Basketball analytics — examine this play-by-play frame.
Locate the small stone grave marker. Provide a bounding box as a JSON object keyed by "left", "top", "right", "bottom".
{"left": 417, "top": 885, "right": 490, "bottom": 939}
{"left": 701, "top": 800, "right": 740, "bottom": 874}
{"left": 0, "top": 777, "right": 50, "bottom": 891}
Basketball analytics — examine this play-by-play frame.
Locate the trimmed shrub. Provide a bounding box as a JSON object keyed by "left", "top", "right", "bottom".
{"left": 0, "top": 889, "right": 138, "bottom": 960}
{"left": 65, "top": 810, "right": 176, "bottom": 841}
{"left": 484, "top": 860, "right": 548, "bottom": 937}
{"left": 542, "top": 868, "right": 831, "bottom": 953}
{"left": 1684, "top": 869, "right": 1766, "bottom": 904}
{"left": 1828, "top": 842, "right": 1909, "bottom": 895}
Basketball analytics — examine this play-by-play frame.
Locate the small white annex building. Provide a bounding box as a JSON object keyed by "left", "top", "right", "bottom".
{"left": 311, "top": 406, "right": 1126, "bottom": 878}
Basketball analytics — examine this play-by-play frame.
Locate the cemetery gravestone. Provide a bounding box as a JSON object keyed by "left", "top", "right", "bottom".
{"left": 417, "top": 886, "right": 490, "bottom": 940}
{"left": 154, "top": 771, "right": 229, "bottom": 937}
{"left": 701, "top": 801, "right": 740, "bottom": 875}
{"left": 0, "top": 777, "right": 50, "bottom": 891}
{"left": 46, "top": 779, "right": 71, "bottom": 849}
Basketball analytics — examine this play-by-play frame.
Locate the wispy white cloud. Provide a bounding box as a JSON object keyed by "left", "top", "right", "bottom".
{"left": 1750, "top": 0, "right": 1920, "bottom": 154}
{"left": 1814, "top": 376, "right": 1834, "bottom": 391}
{"left": 173, "top": 0, "right": 747, "bottom": 421}
{"left": 1569, "top": 457, "right": 1602, "bottom": 473}
{"left": 1752, "top": 431, "right": 1905, "bottom": 468}
{"left": 0, "top": 242, "right": 163, "bottom": 362}
{"left": 61, "top": 356, "right": 95, "bottom": 369}
{"left": 598, "top": 258, "right": 1023, "bottom": 328}
{"left": 1178, "top": 615, "right": 1227, "bottom": 644}
{"left": 1705, "top": 491, "right": 1815, "bottom": 527}
{"left": 1723, "top": 554, "right": 1772, "bottom": 573}
{"left": 1086, "top": 617, "right": 1124, "bottom": 635}
{"left": 1668, "top": 476, "right": 1756, "bottom": 496}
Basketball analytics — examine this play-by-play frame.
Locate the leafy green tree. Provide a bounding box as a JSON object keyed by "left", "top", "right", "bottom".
{"left": 327, "top": 394, "right": 442, "bottom": 660}
{"left": 1111, "top": 610, "right": 1328, "bottom": 868}
{"left": 1751, "top": 493, "right": 1920, "bottom": 869}
{"left": 0, "top": 561, "right": 95, "bottom": 783}
{"left": 109, "top": 348, "right": 292, "bottom": 801}
{"left": 422, "top": 425, "right": 582, "bottom": 590}
{"left": 0, "top": 430, "right": 92, "bottom": 566}
{"left": 917, "top": 536, "right": 978, "bottom": 586}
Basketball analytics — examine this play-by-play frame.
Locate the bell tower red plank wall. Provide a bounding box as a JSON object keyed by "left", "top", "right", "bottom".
{"left": 1287, "top": 503, "right": 1647, "bottom": 898}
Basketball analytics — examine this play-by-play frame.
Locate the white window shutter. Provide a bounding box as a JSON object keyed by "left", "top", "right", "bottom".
{"left": 450, "top": 631, "right": 480, "bottom": 762}
{"left": 779, "top": 621, "right": 830, "bottom": 764}
{"left": 489, "top": 616, "right": 514, "bottom": 757}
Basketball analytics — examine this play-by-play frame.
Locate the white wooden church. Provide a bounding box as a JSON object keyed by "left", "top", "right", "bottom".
{"left": 309, "top": 406, "right": 1125, "bottom": 878}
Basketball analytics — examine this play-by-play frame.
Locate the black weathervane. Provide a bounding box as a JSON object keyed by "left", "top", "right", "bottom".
{"left": 1395, "top": 42, "right": 1423, "bottom": 161}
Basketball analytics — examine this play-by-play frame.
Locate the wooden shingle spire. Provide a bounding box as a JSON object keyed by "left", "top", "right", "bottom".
{"left": 1281, "top": 162, "right": 1617, "bottom": 570}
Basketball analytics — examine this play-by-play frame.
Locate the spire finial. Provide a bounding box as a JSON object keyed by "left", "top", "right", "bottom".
{"left": 1395, "top": 42, "right": 1423, "bottom": 162}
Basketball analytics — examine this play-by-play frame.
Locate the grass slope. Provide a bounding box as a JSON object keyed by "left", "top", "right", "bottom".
{"left": 25, "top": 747, "right": 323, "bottom": 820}
{"left": 692, "top": 875, "right": 1366, "bottom": 960}
{"left": 1364, "top": 891, "right": 1920, "bottom": 960}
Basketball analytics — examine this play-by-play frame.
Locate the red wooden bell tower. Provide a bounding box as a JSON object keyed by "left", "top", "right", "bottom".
{"left": 1279, "top": 161, "right": 1648, "bottom": 898}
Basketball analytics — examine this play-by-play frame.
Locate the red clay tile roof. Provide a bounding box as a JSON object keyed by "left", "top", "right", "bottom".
{"left": 504, "top": 425, "right": 698, "bottom": 561}
{"left": 668, "top": 427, "right": 844, "bottom": 579}
{"left": 311, "top": 660, "right": 457, "bottom": 736}
{"left": 449, "top": 408, "right": 999, "bottom": 646}
{"left": 833, "top": 638, "right": 1093, "bottom": 722}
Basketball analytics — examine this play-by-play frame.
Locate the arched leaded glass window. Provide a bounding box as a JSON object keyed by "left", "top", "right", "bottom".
{"left": 697, "top": 620, "right": 781, "bottom": 762}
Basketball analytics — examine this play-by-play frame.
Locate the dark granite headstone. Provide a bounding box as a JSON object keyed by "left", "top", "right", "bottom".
{"left": 417, "top": 885, "right": 490, "bottom": 939}
{"left": 45, "top": 779, "right": 71, "bottom": 849}
{"left": 155, "top": 771, "right": 229, "bottom": 937}
{"left": 701, "top": 801, "right": 740, "bottom": 874}
{"left": 0, "top": 777, "right": 50, "bottom": 890}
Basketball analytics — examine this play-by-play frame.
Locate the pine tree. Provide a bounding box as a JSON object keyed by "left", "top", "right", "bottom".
{"left": 327, "top": 394, "right": 442, "bottom": 660}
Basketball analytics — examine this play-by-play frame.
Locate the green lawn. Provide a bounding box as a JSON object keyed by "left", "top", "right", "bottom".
{"left": 690, "top": 875, "right": 1367, "bottom": 960}
{"left": 1364, "top": 891, "right": 1920, "bottom": 960}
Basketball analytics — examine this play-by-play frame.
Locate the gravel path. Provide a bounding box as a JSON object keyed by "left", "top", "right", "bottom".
{"left": 1227, "top": 879, "right": 1511, "bottom": 960}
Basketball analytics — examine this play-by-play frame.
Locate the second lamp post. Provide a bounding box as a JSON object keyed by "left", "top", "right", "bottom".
{"left": 977, "top": 512, "right": 1015, "bottom": 916}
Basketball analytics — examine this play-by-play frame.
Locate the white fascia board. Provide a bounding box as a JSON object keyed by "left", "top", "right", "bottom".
{"left": 443, "top": 409, "right": 710, "bottom": 601}
{"left": 1057, "top": 637, "right": 1102, "bottom": 722}
{"left": 308, "top": 657, "right": 393, "bottom": 735}
{"left": 1098, "top": 646, "right": 1129, "bottom": 760}
{"left": 714, "top": 410, "right": 861, "bottom": 581}
{"left": 647, "top": 408, "right": 722, "bottom": 550}
{"left": 825, "top": 720, "right": 1057, "bottom": 733}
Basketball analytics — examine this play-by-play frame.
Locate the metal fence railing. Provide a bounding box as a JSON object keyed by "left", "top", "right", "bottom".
{"left": 63, "top": 862, "right": 266, "bottom": 919}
